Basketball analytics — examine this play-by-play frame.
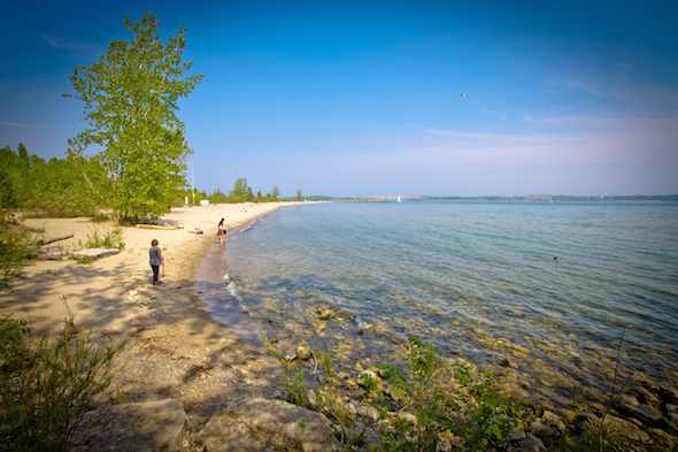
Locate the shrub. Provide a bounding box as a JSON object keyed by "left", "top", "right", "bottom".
{"left": 79, "top": 228, "right": 125, "bottom": 250}
{"left": 0, "top": 317, "right": 120, "bottom": 451}
{"left": 0, "top": 214, "right": 36, "bottom": 285}
{"left": 284, "top": 369, "right": 310, "bottom": 407}
{"left": 90, "top": 212, "right": 110, "bottom": 223}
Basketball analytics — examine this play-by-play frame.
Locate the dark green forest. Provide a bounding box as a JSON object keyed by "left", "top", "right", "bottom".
{"left": 0, "top": 144, "right": 108, "bottom": 217}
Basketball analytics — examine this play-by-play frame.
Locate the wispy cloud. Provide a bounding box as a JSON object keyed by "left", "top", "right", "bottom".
{"left": 41, "top": 34, "right": 97, "bottom": 53}
{"left": 416, "top": 113, "right": 678, "bottom": 176}
{"left": 0, "top": 120, "right": 68, "bottom": 129}
{"left": 559, "top": 76, "right": 678, "bottom": 114}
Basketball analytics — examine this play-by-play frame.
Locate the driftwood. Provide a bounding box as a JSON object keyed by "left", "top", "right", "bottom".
{"left": 37, "top": 234, "right": 74, "bottom": 246}
{"left": 38, "top": 248, "right": 69, "bottom": 261}
{"left": 72, "top": 248, "right": 121, "bottom": 260}
{"left": 135, "top": 224, "right": 183, "bottom": 230}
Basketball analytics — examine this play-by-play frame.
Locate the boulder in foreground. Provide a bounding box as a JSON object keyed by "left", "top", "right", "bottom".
{"left": 70, "top": 398, "right": 187, "bottom": 451}
{"left": 200, "top": 398, "right": 339, "bottom": 452}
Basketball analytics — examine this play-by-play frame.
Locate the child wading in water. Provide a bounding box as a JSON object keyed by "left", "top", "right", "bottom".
{"left": 217, "top": 218, "right": 227, "bottom": 244}
{"left": 149, "top": 239, "right": 164, "bottom": 285}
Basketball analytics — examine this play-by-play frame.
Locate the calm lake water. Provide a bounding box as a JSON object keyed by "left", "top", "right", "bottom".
{"left": 203, "top": 201, "right": 678, "bottom": 403}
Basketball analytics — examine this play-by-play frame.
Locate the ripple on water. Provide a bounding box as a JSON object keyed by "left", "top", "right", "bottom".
{"left": 206, "top": 201, "right": 678, "bottom": 407}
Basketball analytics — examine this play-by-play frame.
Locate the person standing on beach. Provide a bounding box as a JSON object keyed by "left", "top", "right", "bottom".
{"left": 149, "top": 239, "right": 164, "bottom": 285}
{"left": 217, "top": 218, "right": 227, "bottom": 244}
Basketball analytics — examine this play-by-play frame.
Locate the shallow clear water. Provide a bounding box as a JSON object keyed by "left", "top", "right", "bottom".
{"left": 206, "top": 201, "right": 678, "bottom": 400}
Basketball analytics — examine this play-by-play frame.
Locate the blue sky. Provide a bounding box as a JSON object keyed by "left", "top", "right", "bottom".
{"left": 1, "top": 0, "right": 677, "bottom": 196}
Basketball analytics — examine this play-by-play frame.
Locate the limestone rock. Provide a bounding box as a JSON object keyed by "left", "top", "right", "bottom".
{"left": 307, "top": 389, "right": 318, "bottom": 408}
{"left": 515, "top": 433, "right": 546, "bottom": 452}
{"left": 316, "top": 307, "right": 336, "bottom": 320}
{"left": 70, "top": 398, "right": 187, "bottom": 451}
{"left": 659, "top": 385, "right": 678, "bottom": 405}
{"left": 200, "top": 398, "right": 339, "bottom": 452}
{"left": 498, "top": 356, "right": 517, "bottom": 368}
{"left": 613, "top": 398, "right": 666, "bottom": 428}
{"left": 603, "top": 415, "right": 652, "bottom": 444}
{"left": 572, "top": 412, "right": 598, "bottom": 434}
{"left": 529, "top": 419, "right": 559, "bottom": 439}
{"left": 666, "top": 403, "right": 678, "bottom": 423}
{"left": 296, "top": 343, "right": 312, "bottom": 361}
{"left": 398, "top": 411, "right": 418, "bottom": 426}
{"left": 436, "top": 430, "right": 463, "bottom": 451}
{"left": 541, "top": 410, "right": 565, "bottom": 433}
{"left": 357, "top": 404, "right": 379, "bottom": 421}
{"left": 509, "top": 425, "right": 527, "bottom": 441}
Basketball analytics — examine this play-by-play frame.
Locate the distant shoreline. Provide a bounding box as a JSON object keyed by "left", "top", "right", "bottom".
{"left": 307, "top": 194, "right": 678, "bottom": 203}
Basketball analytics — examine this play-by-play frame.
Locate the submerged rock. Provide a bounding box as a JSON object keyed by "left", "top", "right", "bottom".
{"left": 398, "top": 411, "right": 418, "bottom": 426}
{"left": 529, "top": 419, "right": 559, "bottom": 440}
{"left": 200, "top": 398, "right": 339, "bottom": 452}
{"left": 316, "top": 307, "right": 336, "bottom": 320}
{"left": 603, "top": 415, "right": 652, "bottom": 444}
{"left": 613, "top": 398, "right": 666, "bottom": 428}
{"left": 296, "top": 343, "right": 312, "bottom": 361}
{"left": 541, "top": 410, "right": 565, "bottom": 433}
{"left": 514, "top": 433, "right": 546, "bottom": 452}
{"left": 436, "top": 430, "right": 463, "bottom": 451}
{"left": 498, "top": 356, "right": 517, "bottom": 368}
{"left": 307, "top": 389, "right": 318, "bottom": 408}
{"left": 509, "top": 425, "right": 527, "bottom": 441}
{"left": 571, "top": 412, "right": 598, "bottom": 434}
{"left": 357, "top": 404, "right": 379, "bottom": 421}
{"left": 666, "top": 403, "right": 678, "bottom": 423}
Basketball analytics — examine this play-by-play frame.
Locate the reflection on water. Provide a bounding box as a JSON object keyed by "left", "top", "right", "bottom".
{"left": 195, "top": 240, "right": 265, "bottom": 346}
{"left": 201, "top": 201, "right": 678, "bottom": 407}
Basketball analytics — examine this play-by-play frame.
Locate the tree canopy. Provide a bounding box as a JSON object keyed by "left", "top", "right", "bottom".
{"left": 0, "top": 144, "right": 107, "bottom": 216}
{"left": 70, "top": 14, "right": 202, "bottom": 220}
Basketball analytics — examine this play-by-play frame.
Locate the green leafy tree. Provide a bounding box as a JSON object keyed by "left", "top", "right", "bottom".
{"left": 231, "top": 177, "right": 249, "bottom": 202}
{"left": 295, "top": 189, "right": 304, "bottom": 201}
{"left": 271, "top": 186, "right": 280, "bottom": 201}
{"left": 0, "top": 169, "right": 16, "bottom": 209}
{"left": 69, "top": 14, "right": 202, "bottom": 221}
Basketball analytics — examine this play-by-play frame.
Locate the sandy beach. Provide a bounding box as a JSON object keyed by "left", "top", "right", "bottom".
{"left": 0, "top": 201, "right": 332, "bottom": 450}
{"left": 1, "top": 202, "right": 303, "bottom": 333}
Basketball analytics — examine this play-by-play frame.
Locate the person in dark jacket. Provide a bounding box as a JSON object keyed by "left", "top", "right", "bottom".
{"left": 149, "top": 239, "right": 164, "bottom": 285}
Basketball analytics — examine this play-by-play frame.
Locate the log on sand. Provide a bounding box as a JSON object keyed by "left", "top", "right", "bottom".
{"left": 37, "top": 234, "right": 74, "bottom": 246}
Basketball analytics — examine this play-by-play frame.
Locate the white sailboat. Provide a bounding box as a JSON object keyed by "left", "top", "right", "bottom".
{"left": 396, "top": 195, "right": 402, "bottom": 203}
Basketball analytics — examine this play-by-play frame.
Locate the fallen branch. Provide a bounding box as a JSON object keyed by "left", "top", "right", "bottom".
{"left": 37, "top": 234, "right": 74, "bottom": 246}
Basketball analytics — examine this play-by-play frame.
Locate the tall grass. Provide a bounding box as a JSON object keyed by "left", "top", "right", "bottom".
{"left": 0, "top": 317, "right": 121, "bottom": 451}
{"left": 79, "top": 228, "right": 125, "bottom": 250}
{"left": 0, "top": 213, "right": 36, "bottom": 285}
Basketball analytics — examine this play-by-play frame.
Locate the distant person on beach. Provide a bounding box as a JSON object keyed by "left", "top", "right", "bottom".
{"left": 217, "top": 218, "right": 227, "bottom": 244}
{"left": 149, "top": 239, "right": 164, "bottom": 285}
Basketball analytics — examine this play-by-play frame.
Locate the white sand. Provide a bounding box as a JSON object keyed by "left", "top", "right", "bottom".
{"left": 0, "top": 202, "right": 305, "bottom": 334}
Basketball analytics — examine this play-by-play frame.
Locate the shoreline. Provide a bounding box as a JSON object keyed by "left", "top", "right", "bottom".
{"left": 0, "top": 201, "right": 318, "bottom": 448}
{"left": 3, "top": 200, "right": 677, "bottom": 450}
